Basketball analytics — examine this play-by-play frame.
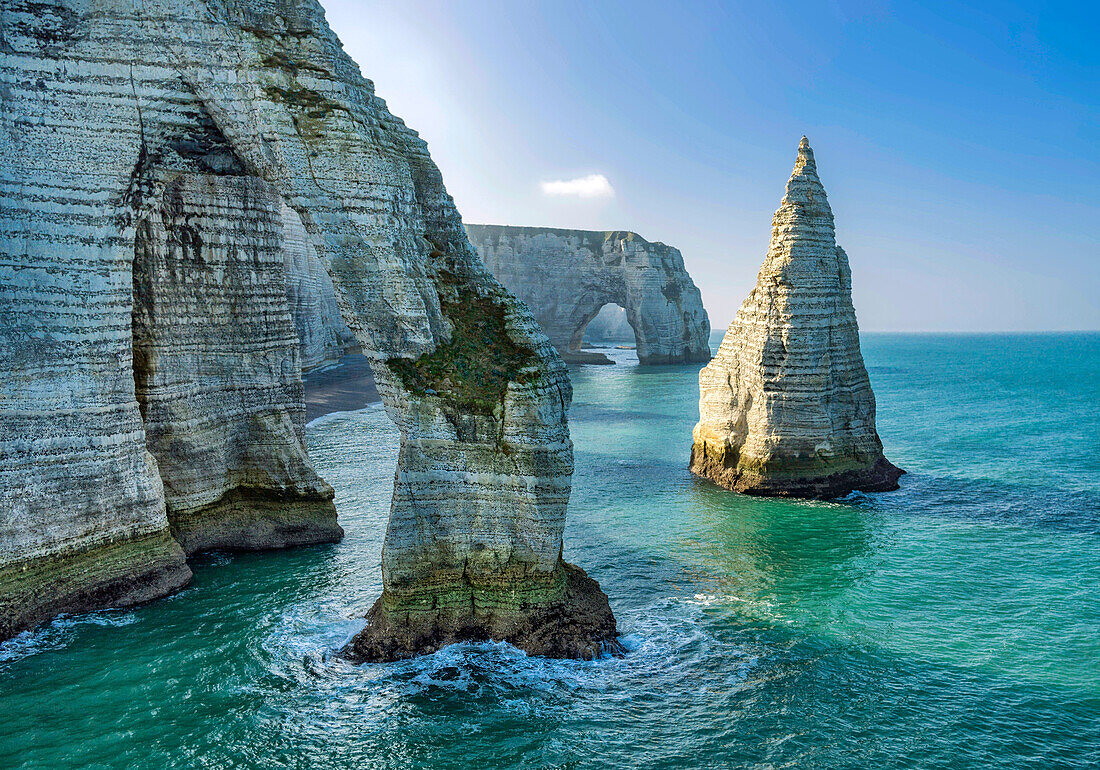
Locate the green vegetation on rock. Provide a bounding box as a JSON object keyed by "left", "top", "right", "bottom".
{"left": 388, "top": 283, "right": 536, "bottom": 417}
{"left": 0, "top": 531, "right": 189, "bottom": 639}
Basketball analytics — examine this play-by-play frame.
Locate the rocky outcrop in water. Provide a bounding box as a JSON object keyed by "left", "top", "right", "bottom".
{"left": 466, "top": 225, "right": 711, "bottom": 365}
{"left": 690, "top": 138, "right": 903, "bottom": 498}
{"left": 0, "top": 0, "right": 615, "bottom": 657}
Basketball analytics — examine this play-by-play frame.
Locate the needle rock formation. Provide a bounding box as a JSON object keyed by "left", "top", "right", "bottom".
{"left": 1, "top": 0, "right": 616, "bottom": 658}
{"left": 691, "top": 138, "right": 903, "bottom": 498}
{"left": 466, "top": 225, "right": 711, "bottom": 365}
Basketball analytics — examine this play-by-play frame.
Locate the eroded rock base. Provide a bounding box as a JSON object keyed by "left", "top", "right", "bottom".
{"left": 690, "top": 442, "right": 904, "bottom": 499}
{"left": 344, "top": 562, "right": 619, "bottom": 662}
{"left": 169, "top": 489, "right": 343, "bottom": 555}
{"left": 0, "top": 531, "right": 191, "bottom": 640}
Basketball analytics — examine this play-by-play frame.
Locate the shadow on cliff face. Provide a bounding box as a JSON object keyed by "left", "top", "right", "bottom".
{"left": 128, "top": 174, "right": 341, "bottom": 557}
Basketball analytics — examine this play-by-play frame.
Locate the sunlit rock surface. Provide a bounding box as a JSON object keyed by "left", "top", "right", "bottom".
{"left": 466, "top": 225, "right": 711, "bottom": 365}
{"left": 690, "top": 138, "right": 903, "bottom": 498}
{"left": 0, "top": 0, "right": 615, "bottom": 656}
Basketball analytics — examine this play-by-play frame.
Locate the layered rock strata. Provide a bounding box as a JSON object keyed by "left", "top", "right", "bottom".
{"left": 690, "top": 138, "right": 903, "bottom": 498}
{"left": 0, "top": 0, "right": 615, "bottom": 656}
{"left": 282, "top": 203, "right": 356, "bottom": 370}
{"left": 466, "top": 225, "right": 711, "bottom": 365}
{"left": 132, "top": 174, "right": 342, "bottom": 554}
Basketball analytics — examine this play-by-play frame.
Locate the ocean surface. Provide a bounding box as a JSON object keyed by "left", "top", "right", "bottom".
{"left": 2, "top": 332, "right": 1098, "bottom": 769}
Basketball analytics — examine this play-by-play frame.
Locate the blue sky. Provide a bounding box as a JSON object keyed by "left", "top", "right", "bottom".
{"left": 323, "top": 0, "right": 1098, "bottom": 331}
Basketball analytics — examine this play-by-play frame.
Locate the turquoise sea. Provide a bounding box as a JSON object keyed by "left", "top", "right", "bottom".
{"left": 2, "top": 332, "right": 1098, "bottom": 768}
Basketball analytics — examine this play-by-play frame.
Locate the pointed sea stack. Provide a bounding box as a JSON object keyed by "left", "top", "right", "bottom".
{"left": 690, "top": 138, "right": 903, "bottom": 498}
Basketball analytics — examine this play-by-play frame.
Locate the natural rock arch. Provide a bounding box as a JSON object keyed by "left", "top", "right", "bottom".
{"left": 577, "top": 303, "right": 636, "bottom": 348}
{"left": 466, "top": 225, "right": 711, "bottom": 365}
{"left": 0, "top": 0, "right": 615, "bottom": 658}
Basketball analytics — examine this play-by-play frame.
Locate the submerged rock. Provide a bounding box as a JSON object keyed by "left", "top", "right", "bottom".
{"left": 0, "top": 0, "right": 615, "bottom": 656}
{"left": 466, "top": 225, "right": 711, "bottom": 365}
{"left": 690, "top": 138, "right": 903, "bottom": 498}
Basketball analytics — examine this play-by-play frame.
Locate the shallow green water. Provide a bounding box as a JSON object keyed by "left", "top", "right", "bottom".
{"left": 2, "top": 333, "right": 1098, "bottom": 768}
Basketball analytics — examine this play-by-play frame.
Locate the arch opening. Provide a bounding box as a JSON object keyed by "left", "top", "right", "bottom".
{"left": 558, "top": 300, "right": 635, "bottom": 366}
{"left": 576, "top": 303, "right": 638, "bottom": 353}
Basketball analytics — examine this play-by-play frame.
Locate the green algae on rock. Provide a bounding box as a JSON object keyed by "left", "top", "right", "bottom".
{"left": 690, "top": 138, "right": 903, "bottom": 499}
{"left": 0, "top": 531, "right": 190, "bottom": 641}
{"left": 1, "top": 0, "right": 616, "bottom": 656}
{"left": 166, "top": 488, "right": 343, "bottom": 556}
{"left": 346, "top": 562, "right": 619, "bottom": 662}
{"left": 387, "top": 283, "right": 537, "bottom": 420}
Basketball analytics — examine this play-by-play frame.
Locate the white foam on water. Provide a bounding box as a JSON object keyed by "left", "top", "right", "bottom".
{"left": 250, "top": 588, "right": 762, "bottom": 731}
{"left": 0, "top": 609, "right": 139, "bottom": 663}
{"left": 306, "top": 401, "right": 384, "bottom": 429}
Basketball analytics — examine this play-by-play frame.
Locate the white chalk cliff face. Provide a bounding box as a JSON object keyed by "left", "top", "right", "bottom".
{"left": 282, "top": 202, "right": 356, "bottom": 370}
{"left": 132, "top": 174, "right": 342, "bottom": 554}
{"left": 0, "top": 0, "right": 615, "bottom": 658}
{"left": 466, "top": 225, "right": 711, "bottom": 365}
{"left": 691, "top": 138, "right": 903, "bottom": 498}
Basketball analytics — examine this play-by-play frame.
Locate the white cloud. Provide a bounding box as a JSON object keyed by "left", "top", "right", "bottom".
{"left": 540, "top": 174, "right": 615, "bottom": 199}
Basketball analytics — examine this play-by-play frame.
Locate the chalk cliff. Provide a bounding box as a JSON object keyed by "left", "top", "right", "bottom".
{"left": 0, "top": 0, "right": 615, "bottom": 657}
{"left": 690, "top": 138, "right": 903, "bottom": 498}
{"left": 282, "top": 203, "right": 356, "bottom": 370}
{"left": 132, "top": 174, "right": 342, "bottom": 554}
{"left": 466, "top": 225, "right": 711, "bottom": 365}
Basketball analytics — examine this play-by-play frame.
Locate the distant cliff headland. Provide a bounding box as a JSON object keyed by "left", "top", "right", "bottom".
{"left": 466, "top": 225, "right": 711, "bottom": 365}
